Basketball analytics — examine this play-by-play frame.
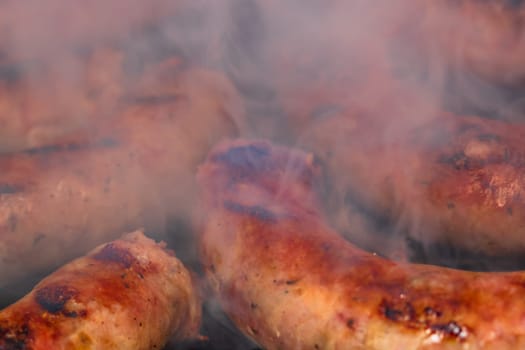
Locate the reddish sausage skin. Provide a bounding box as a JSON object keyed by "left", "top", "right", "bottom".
{"left": 0, "top": 230, "right": 201, "bottom": 350}
{"left": 198, "top": 139, "right": 525, "bottom": 350}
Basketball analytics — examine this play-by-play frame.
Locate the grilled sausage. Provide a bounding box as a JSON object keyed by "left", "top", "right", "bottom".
{"left": 0, "top": 230, "right": 201, "bottom": 349}
{"left": 0, "top": 66, "right": 244, "bottom": 288}
{"left": 198, "top": 138, "right": 525, "bottom": 349}
{"left": 299, "top": 111, "right": 525, "bottom": 261}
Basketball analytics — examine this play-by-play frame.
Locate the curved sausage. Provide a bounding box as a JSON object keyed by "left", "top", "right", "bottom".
{"left": 198, "top": 138, "right": 525, "bottom": 349}
{"left": 0, "top": 230, "right": 201, "bottom": 349}
{"left": 0, "top": 66, "right": 244, "bottom": 288}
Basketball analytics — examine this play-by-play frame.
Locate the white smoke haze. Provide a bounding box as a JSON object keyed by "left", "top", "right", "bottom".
{"left": 1, "top": 0, "right": 525, "bottom": 347}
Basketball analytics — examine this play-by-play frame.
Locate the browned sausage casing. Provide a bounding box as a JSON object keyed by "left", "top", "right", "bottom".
{"left": 299, "top": 112, "right": 525, "bottom": 258}
{"left": 0, "top": 230, "right": 201, "bottom": 349}
{"left": 0, "top": 66, "right": 244, "bottom": 288}
{"left": 198, "top": 139, "right": 525, "bottom": 349}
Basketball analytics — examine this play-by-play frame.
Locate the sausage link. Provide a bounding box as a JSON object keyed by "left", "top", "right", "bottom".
{"left": 0, "top": 67, "right": 244, "bottom": 288}
{"left": 300, "top": 112, "right": 525, "bottom": 261}
{"left": 198, "top": 139, "right": 525, "bottom": 349}
{"left": 0, "top": 230, "right": 201, "bottom": 349}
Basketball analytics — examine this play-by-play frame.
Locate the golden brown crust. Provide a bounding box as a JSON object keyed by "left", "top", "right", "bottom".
{"left": 198, "top": 139, "right": 525, "bottom": 349}
{"left": 0, "top": 66, "right": 243, "bottom": 288}
{"left": 0, "top": 230, "right": 201, "bottom": 350}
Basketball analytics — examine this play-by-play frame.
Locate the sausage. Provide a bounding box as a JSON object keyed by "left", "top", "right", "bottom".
{"left": 0, "top": 0, "right": 242, "bottom": 153}
{"left": 298, "top": 111, "right": 525, "bottom": 261}
{"left": 0, "top": 230, "right": 201, "bottom": 349}
{"left": 0, "top": 66, "right": 244, "bottom": 288}
{"left": 198, "top": 138, "right": 525, "bottom": 349}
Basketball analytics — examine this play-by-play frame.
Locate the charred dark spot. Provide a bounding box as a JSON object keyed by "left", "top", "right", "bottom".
{"left": 447, "top": 202, "right": 455, "bottom": 209}
{"left": 224, "top": 200, "right": 277, "bottom": 223}
{"left": 439, "top": 151, "right": 489, "bottom": 170}
{"left": 378, "top": 299, "right": 468, "bottom": 340}
{"left": 0, "top": 323, "right": 31, "bottom": 349}
{"left": 250, "top": 302, "right": 258, "bottom": 309}
{"left": 424, "top": 306, "right": 442, "bottom": 319}
{"left": 63, "top": 309, "right": 88, "bottom": 318}
{"left": 383, "top": 306, "right": 404, "bottom": 321}
{"left": 285, "top": 279, "right": 299, "bottom": 285}
{"left": 35, "top": 285, "right": 78, "bottom": 314}
{"left": 212, "top": 144, "right": 270, "bottom": 174}
{"left": 429, "top": 321, "right": 468, "bottom": 340}
{"left": 346, "top": 319, "right": 355, "bottom": 330}
{"left": 123, "top": 94, "right": 183, "bottom": 105}
{"left": 0, "top": 184, "right": 21, "bottom": 194}
{"left": 379, "top": 299, "right": 415, "bottom": 323}
{"left": 92, "top": 243, "right": 138, "bottom": 269}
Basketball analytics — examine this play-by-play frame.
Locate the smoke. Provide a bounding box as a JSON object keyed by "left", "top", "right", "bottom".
{"left": 221, "top": 0, "right": 525, "bottom": 271}
{"left": 1, "top": 0, "right": 525, "bottom": 347}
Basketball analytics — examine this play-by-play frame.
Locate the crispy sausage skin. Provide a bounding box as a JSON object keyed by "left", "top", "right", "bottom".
{"left": 0, "top": 230, "right": 201, "bottom": 349}
{"left": 198, "top": 139, "right": 525, "bottom": 349}
{"left": 299, "top": 112, "right": 525, "bottom": 260}
{"left": 0, "top": 66, "right": 244, "bottom": 288}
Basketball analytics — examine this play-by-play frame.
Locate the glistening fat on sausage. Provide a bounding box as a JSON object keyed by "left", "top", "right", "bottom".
{"left": 0, "top": 230, "right": 201, "bottom": 350}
